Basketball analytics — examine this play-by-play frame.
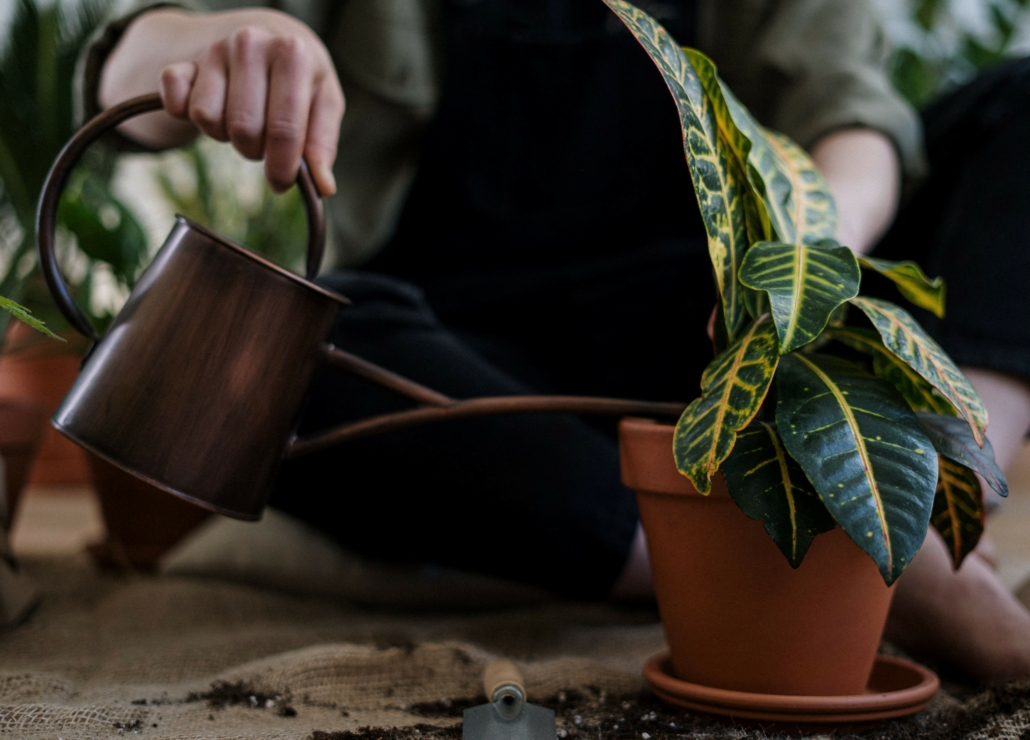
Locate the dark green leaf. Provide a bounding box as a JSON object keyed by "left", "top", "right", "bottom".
{"left": 722, "top": 420, "right": 836, "bottom": 567}
{"left": 917, "top": 412, "right": 1008, "bottom": 497}
{"left": 776, "top": 353, "right": 939, "bottom": 584}
{"left": 739, "top": 240, "right": 860, "bottom": 353}
{"left": 850, "top": 297, "right": 988, "bottom": 446}
{"left": 827, "top": 326, "right": 957, "bottom": 415}
{"left": 674, "top": 315, "right": 779, "bottom": 494}
{"left": 933, "top": 458, "right": 984, "bottom": 568}
{"left": 859, "top": 256, "right": 946, "bottom": 318}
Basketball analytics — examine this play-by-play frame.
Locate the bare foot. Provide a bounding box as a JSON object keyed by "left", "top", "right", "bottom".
{"left": 610, "top": 525, "right": 654, "bottom": 601}
{"left": 885, "top": 528, "right": 1030, "bottom": 680}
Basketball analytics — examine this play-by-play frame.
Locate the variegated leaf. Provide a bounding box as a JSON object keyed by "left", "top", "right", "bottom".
{"left": 722, "top": 420, "right": 836, "bottom": 567}
{"left": 776, "top": 353, "right": 939, "bottom": 584}
{"left": 933, "top": 458, "right": 984, "bottom": 568}
{"left": 859, "top": 256, "right": 946, "bottom": 319}
{"left": 827, "top": 326, "right": 957, "bottom": 415}
{"left": 850, "top": 296, "right": 988, "bottom": 447}
{"left": 917, "top": 412, "right": 1008, "bottom": 497}
{"left": 739, "top": 240, "right": 860, "bottom": 353}
{"left": 674, "top": 315, "right": 780, "bottom": 494}
{"left": 681, "top": 48, "right": 837, "bottom": 246}
{"left": 605, "top": 0, "right": 749, "bottom": 338}
{"left": 766, "top": 132, "right": 838, "bottom": 246}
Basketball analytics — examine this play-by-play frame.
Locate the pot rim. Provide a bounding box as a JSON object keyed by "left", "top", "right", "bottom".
{"left": 618, "top": 416, "right": 729, "bottom": 498}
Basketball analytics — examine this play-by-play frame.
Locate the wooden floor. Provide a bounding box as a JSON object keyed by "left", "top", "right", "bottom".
{"left": 9, "top": 443, "right": 1030, "bottom": 591}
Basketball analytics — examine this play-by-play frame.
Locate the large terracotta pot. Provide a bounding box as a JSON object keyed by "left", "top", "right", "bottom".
{"left": 618, "top": 417, "right": 894, "bottom": 697}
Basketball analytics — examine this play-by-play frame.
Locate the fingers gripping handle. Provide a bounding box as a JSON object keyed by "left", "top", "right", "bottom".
{"left": 484, "top": 658, "right": 526, "bottom": 702}
{"left": 36, "top": 93, "right": 326, "bottom": 342}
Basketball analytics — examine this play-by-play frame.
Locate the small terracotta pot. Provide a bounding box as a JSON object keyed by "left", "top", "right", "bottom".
{"left": 88, "top": 455, "right": 211, "bottom": 570}
{"left": 619, "top": 418, "right": 894, "bottom": 697}
{"left": 0, "top": 399, "right": 47, "bottom": 524}
{"left": 0, "top": 324, "right": 90, "bottom": 486}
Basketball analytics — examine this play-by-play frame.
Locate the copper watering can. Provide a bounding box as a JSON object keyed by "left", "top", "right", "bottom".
{"left": 37, "top": 94, "right": 686, "bottom": 521}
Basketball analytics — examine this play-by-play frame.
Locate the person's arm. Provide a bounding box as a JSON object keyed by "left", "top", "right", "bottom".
{"left": 98, "top": 6, "right": 344, "bottom": 195}
{"left": 809, "top": 129, "right": 901, "bottom": 256}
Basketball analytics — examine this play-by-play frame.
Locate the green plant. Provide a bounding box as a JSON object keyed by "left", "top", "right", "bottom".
{"left": 889, "top": 0, "right": 1030, "bottom": 108}
{"left": 0, "top": 0, "right": 148, "bottom": 348}
{"left": 606, "top": 0, "right": 1006, "bottom": 584}
{"left": 150, "top": 139, "right": 308, "bottom": 274}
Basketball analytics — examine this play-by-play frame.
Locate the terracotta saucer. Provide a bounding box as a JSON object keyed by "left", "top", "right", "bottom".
{"left": 644, "top": 652, "right": 939, "bottom": 728}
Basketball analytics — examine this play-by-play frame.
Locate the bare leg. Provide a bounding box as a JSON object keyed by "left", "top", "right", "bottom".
{"left": 885, "top": 529, "right": 1030, "bottom": 679}
{"left": 610, "top": 524, "right": 654, "bottom": 600}
{"left": 885, "top": 367, "right": 1030, "bottom": 680}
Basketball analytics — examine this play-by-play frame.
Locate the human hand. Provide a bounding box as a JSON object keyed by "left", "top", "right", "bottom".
{"left": 160, "top": 15, "right": 343, "bottom": 196}
{"left": 106, "top": 8, "right": 345, "bottom": 196}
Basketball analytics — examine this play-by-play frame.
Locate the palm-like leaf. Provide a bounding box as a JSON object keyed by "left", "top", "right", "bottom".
{"left": 674, "top": 315, "right": 780, "bottom": 494}
{"left": 776, "top": 353, "right": 939, "bottom": 584}
{"left": 0, "top": 295, "right": 59, "bottom": 339}
{"left": 850, "top": 297, "right": 988, "bottom": 447}
{"left": 605, "top": 0, "right": 751, "bottom": 339}
{"left": 722, "top": 420, "right": 836, "bottom": 567}
{"left": 933, "top": 458, "right": 983, "bottom": 568}
{"left": 739, "top": 240, "right": 860, "bottom": 353}
{"left": 859, "top": 256, "right": 945, "bottom": 319}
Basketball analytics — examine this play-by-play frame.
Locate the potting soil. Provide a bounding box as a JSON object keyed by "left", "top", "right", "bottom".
{"left": 0, "top": 557, "right": 1028, "bottom": 740}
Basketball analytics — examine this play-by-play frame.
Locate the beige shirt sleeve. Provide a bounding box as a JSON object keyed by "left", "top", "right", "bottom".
{"left": 703, "top": 0, "right": 927, "bottom": 183}
{"left": 75, "top": 2, "right": 200, "bottom": 136}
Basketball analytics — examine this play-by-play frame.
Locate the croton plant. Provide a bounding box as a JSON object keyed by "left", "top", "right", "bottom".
{"left": 605, "top": 0, "right": 1008, "bottom": 585}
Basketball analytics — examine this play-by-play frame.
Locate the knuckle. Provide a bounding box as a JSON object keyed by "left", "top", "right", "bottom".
{"left": 207, "top": 38, "right": 230, "bottom": 63}
{"left": 265, "top": 117, "right": 303, "bottom": 143}
{"left": 226, "top": 115, "right": 262, "bottom": 143}
{"left": 270, "top": 35, "right": 308, "bottom": 68}
{"left": 189, "top": 104, "right": 221, "bottom": 129}
{"left": 229, "top": 26, "right": 267, "bottom": 57}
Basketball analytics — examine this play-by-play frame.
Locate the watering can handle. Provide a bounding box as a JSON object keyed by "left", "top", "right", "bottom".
{"left": 36, "top": 93, "right": 326, "bottom": 343}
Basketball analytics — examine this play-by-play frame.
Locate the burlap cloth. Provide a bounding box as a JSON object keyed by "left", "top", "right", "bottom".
{"left": 2, "top": 541, "right": 1030, "bottom": 738}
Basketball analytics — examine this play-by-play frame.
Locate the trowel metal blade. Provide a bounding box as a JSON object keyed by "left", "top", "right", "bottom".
{"left": 463, "top": 700, "right": 556, "bottom": 740}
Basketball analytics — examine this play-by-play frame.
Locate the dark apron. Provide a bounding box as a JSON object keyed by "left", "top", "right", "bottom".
{"left": 370, "top": 0, "right": 703, "bottom": 295}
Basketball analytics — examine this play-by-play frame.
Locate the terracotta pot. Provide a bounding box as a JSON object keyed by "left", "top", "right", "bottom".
{"left": 0, "top": 324, "right": 90, "bottom": 486}
{"left": 88, "top": 455, "right": 211, "bottom": 570}
{"left": 0, "top": 399, "right": 47, "bottom": 524}
{"left": 619, "top": 418, "right": 894, "bottom": 697}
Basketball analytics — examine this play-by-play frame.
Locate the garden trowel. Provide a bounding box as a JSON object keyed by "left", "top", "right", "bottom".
{"left": 464, "top": 659, "right": 556, "bottom": 740}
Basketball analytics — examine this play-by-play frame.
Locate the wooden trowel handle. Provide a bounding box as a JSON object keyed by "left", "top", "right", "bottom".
{"left": 484, "top": 658, "right": 526, "bottom": 701}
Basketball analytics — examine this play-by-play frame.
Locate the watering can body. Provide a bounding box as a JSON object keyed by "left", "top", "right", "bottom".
{"left": 37, "top": 95, "right": 344, "bottom": 520}
{"left": 37, "top": 95, "right": 686, "bottom": 522}
{"left": 52, "top": 217, "right": 346, "bottom": 519}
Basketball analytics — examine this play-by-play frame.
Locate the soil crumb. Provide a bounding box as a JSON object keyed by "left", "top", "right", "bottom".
{"left": 312, "top": 723, "right": 462, "bottom": 740}
{"left": 187, "top": 680, "right": 297, "bottom": 717}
